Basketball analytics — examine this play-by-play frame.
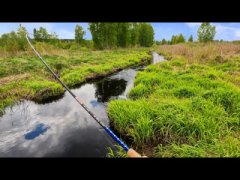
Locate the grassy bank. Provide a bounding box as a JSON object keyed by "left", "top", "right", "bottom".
{"left": 0, "top": 47, "right": 151, "bottom": 115}
{"left": 108, "top": 43, "right": 240, "bottom": 157}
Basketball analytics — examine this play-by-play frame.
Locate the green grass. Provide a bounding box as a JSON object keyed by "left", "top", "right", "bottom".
{"left": 0, "top": 48, "right": 151, "bottom": 114}
{"left": 108, "top": 55, "right": 240, "bottom": 157}
{"left": 107, "top": 145, "right": 127, "bottom": 158}
{"left": 0, "top": 75, "right": 65, "bottom": 115}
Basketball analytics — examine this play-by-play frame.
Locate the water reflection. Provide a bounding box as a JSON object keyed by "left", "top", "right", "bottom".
{"left": 25, "top": 123, "right": 49, "bottom": 140}
{"left": 0, "top": 53, "right": 165, "bottom": 157}
{"left": 152, "top": 52, "right": 165, "bottom": 64}
{"left": 95, "top": 79, "right": 127, "bottom": 102}
{"left": 90, "top": 100, "right": 99, "bottom": 107}
{"left": 0, "top": 68, "right": 139, "bottom": 157}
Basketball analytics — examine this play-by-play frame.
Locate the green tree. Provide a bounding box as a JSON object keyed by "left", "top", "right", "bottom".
{"left": 33, "top": 27, "right": 58, "bottom": 42}
{"left": 33, "top": 27, "right": 49, "bottom": 41}
{"left": 89, "top": 23, "right": 101, "bottom": 48}
{"left": 17, "top": 24, "right": 27, "bottom": 38}
{"left": 197, "top": 22, "right": 216, "bottom": 42}
{"left": 170, "top": 35, "right": 176, "bottom": 44}
{"left": 89, "top": 23, "right": 118, "bottom": 49}
{"left": 0, "top": 31, "right": 19, "bottom": 51}
{"left": 0, "top": 24, "right": 28, "bottom": 52}
{"left": 170, "top": 34, "right": 186, "bottom": 44}
{"left": 116, "top": 23, "right": 130, "bottom": 47}
{"left": 138, "top": 23, "right": 154, "bottom": 47}
{"left": 102, "top": 23, "right": 118, "bottom": 48}
{"left": 129, "top": 23, "right": 139, "bottom": 46}
{"left": 89, "top": 22, "right": 154, "bottom": 48}
{"left": 17, "top": 24, "right": 28, "bottom": 50}
{"left": 177, "top": 33, "right": 185, "bottom": 43}
{"left": 75, "top": 24, "right": 85, "bottom": 44}
{"left": 155, "top": 41, "right": 160, "bottom": 45}
{"left": 49, "top": 32, "right": 58, "bottom": 39}
{"left": 188, "top": 35, "right": 193, "bottom": 42}
{"left": 161, "top": 38, "right": 167, "bottom": 45}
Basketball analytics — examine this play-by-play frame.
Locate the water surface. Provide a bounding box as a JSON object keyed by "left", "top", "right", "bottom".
{"left": 0, "top": 53, "right": 164, "bottom": 157}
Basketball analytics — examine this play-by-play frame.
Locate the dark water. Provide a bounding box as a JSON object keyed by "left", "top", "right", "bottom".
{"left": 0, "top": 53, "right": 164, "bottom": 157}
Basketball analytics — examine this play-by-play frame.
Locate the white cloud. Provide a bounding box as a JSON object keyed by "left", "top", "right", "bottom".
{"left": 22, "top": 23, "right": 54, "bottom": 32}
{"left": 186, "top": 23, "right": 240, "bottom": 41}
{"left": 22, "top": 23, "right": 55, "bottom": 37}
{"left": 0, "top": 23, "right": 56, "bottom": 37}
{"left": 185, "top": 23, "right": 201, "bottom": 29}
{"left": 57, "top": 29, "right": 74, "bottom": 39}
{"left": 235, "top": 31, "right": 240, "bottom": 38}
{"left": 0, "top": 23, "right": 19, "bottom": 35}
{"left": 213, "top": 23, "right": 240, "bottom": 40}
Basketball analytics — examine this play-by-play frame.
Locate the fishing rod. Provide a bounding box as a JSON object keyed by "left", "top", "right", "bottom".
{"left": 25, "top": 34, "right": 142, "bottom": 157}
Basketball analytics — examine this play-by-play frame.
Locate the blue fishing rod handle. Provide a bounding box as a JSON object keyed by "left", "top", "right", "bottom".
{"left": 103, "top": 126, "right": 129, "bottom": 152}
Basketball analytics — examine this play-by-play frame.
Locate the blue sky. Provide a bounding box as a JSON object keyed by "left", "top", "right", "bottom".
{"left": 1, "top": 23, "right": 240, "bottom": 41}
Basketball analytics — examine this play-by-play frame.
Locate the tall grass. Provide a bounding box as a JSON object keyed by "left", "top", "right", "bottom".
{"left": 0, "top": 47, "right": 151, "bottom": 113}
{"left": 156, "top": 42, "right": 240, "bottom": 64}
{"left": 108, "top": 48, "right": 240, "bottom": 157}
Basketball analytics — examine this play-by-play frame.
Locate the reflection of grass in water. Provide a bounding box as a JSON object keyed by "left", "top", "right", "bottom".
{"left": 108, "top": 53, "right": 240, "bottom": 157}
{"left": 0, "top": 48, "right": 151, "bottom": 113}
{"left": 94, "top": 79, "right": 127, "bottom": 102}
{"left": 0, "top": 109, "right": 4, "bottom": 117}
{"left": 33, "top": 92, "right": 65, "bottom": 105}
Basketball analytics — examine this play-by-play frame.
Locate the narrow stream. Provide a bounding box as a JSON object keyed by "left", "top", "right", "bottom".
{"left": 0, "top": 52, "right": 164, "bottom": 157}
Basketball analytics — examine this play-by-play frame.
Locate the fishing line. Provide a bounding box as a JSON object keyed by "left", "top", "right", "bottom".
{"left": 25, "top": 34, "right": 130, "bottom": 152}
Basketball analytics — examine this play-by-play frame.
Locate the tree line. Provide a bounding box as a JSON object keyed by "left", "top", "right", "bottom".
{"left": 0, "top": 23, "right": 154, "bottom": 52}
{"left": 0, "top": 24, "right": 29, "bottom": 51}
{"left": 156, "top": 34, "right": 193, "bottom": 45}
{"left": 88, "top": 23, "right": 154, "bottom": 49}
{"left": 156, "top": 23, "right": 216, "bottom": 45}
{"left": 0, "top": 22, "right": 217, "bottom": 52}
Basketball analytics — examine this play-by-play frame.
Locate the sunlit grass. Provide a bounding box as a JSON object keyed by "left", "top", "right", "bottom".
{"left": 108, "top": 47, "right": 240, "bottom": 157}
{"left": 0, "top": 48, "right": 151, "bottom": 113}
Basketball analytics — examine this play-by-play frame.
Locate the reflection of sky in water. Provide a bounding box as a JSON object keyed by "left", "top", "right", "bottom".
{"left": 0, "top": 68, "right": 139, "bottom": 157}
{"left": 152, "top": 52, "right": 165, "bottom": 64}
{"left": 90, "top": 100, "right": 99, "bottom": 107}
{"left": 25, "top": 123, "right": 49, "bottom": 140}
{"left": 0, "top": 54, "right": 164, "bottom": 157}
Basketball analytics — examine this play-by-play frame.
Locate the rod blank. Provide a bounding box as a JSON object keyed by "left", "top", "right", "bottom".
{"left": 25, "top": 34, "right": 129, "bottom": 152}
